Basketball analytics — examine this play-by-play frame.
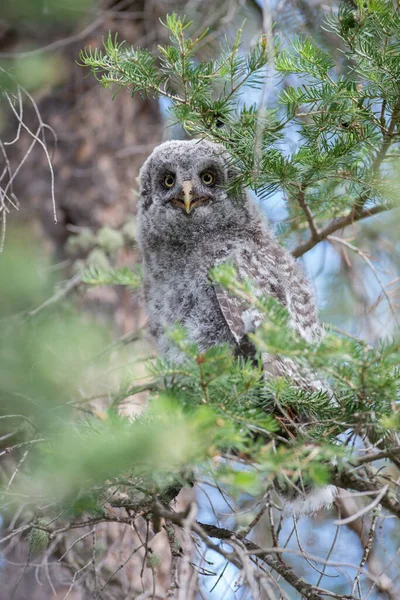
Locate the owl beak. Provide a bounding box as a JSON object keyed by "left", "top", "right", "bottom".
{"left": 181, "top": 180, "right": 194, "bottom": 214}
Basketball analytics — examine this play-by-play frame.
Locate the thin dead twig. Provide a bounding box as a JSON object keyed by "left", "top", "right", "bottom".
{"left": 328, "top": 235, "right": 399, "bottom": 326}
{"left": 350, "top": 508, "right": 379, "bottom": 597}
{"left": 6, "top": 91, "right": 57, "bottom": 225}
{"left": 165, "top": 523, "right": 181, "bottom": 598}
{"left": 177, "top": 503, "right": 198, "bottom": 600}
{"left": 334, "top": 485, "right": 388, "bottom": 526}
{"left": 154, "top": 504, "right": 325, "bottom": 600}
{"left": 26, "top": 273, "right": 82, "bottom": 318}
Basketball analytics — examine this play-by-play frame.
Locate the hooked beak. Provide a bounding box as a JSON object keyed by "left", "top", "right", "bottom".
{"left": 181, "top": 180, "right": 194, "bottom": 214}
{"left": 170, "top": 180, "right": 210, "bottom": 214}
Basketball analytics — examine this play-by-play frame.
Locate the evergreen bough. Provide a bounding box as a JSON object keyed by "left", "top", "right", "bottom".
{"left": 2, "top": 2, "right": 400, "bottom": 598}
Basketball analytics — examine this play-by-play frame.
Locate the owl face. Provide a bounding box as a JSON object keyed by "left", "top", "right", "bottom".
{"left": 138, "top": 140, "right": 247, "bottom": 245}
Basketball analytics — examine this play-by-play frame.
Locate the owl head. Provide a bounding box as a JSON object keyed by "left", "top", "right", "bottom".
{"left": 138, "top": 139, "right": 250, "bottom": 247}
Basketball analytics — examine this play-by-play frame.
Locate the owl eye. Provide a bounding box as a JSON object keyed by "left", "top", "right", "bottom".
{"left": 201, "top": 172, "right": 215, "bottom": 186}
{"left": 163, "top": 173, "right": 175, "bottom": 188}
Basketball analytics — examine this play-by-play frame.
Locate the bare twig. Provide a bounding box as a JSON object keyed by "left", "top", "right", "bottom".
{"left": 26, "top": 273, "right": 82, "bottom": 318}
{"left": 6, "top": 91, "right": 57, "bottom": 225}
{"left": 334, "top": 485, "right": 388, "bottom": 526}
{"left": 333, "top": 468, "right": 400, "bottom": 519}
{"left": 292, "top": 204, "right": 390, "bottom": 258}
{"left": 327, "top": 235, "right": 399, "bottom": 325}
{"left": 165, "top": 523, "right": 181, "bottom": 598}
{"left": 153, "top": 504, "right": 326, "bottom": 600}
{"left": 350, "top": 508, "right": 379, "bottom": 597}
{"left": 296, "top": 184, "right": 320, "bottom": 241}
{"left": 356, "top": 447, "right": 400, "bottom": 465}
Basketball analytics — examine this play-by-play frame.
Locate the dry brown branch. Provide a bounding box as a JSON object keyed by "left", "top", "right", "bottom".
{"left": 165, "top": 523, "right": 181, "bottom": 598}
{"left": 0, "top": 78, "right": 58, "bottom": 250}
{"left": 334, "top": 485, "right": 389, "bottom": 526}
{"left": 153, "top": 503, "right": 326, "bottom": 600}
{"left": 291, "top": 205, "right": 389, "bottom": 258}
{"left": 333, "top": 468, "right": 400, "bottom": 519}
{"left": 296, "top": 183, "right": 320, "bottom": 241}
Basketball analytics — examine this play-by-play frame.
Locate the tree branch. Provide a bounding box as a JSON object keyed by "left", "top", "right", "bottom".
{"left": 291, "top": 204, "right": 389, "bottom": 258}
{"left": 296, "top": 184, "right": 320, "bottom": 241}
{"left": 356, "top": 446, "right": 400, "bottom": 465}
{"left": 333, "top": 467, "right": 400, "bottom": 519}
{"left": 352, "top": 99, "right": 400, "bottom": 218}
{"left": 153, "top": 504, "right": 325, "bottom": 600}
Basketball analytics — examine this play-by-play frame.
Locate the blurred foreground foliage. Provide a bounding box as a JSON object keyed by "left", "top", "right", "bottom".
{"left": 1, "top": 240, "right": 400, "bottom": 522}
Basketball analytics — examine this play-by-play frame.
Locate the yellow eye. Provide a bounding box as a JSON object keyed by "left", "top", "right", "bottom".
{"left": 201, "top": 172, "right": 215, "bottom": 186}
{"left": 163, "top": 174, "right": 175, "bottom": 188}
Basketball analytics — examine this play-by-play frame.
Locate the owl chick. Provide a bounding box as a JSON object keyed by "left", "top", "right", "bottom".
{"left": 137, "top": 139, "right": 336, "bottom": 513}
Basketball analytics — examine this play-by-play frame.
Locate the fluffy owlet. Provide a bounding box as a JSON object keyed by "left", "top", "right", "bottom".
{"left": 137, "top": 139, "right": 336, "bottom": 513}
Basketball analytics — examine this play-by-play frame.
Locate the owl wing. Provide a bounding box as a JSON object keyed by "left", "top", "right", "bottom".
{"left": 212, "top": 245, "right": 287, "bottom": 345}
{"left": 212, "top": 243, "right": 328, "bottom": 393}
{"left": 213, "top": 251, "right": 287, "bottom": 375}
{"left": 213, "top": 285, "right": 248, "bottom": 344}
{"left": 213, "top": 241, "right": 322, "bottom": 345}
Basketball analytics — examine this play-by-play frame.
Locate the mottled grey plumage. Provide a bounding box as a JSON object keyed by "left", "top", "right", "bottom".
{"left": 137, "top": 139, "right": 336, "bottom": 513}
{"left": 138, "top": 140, "right": 320, "bottom": 361}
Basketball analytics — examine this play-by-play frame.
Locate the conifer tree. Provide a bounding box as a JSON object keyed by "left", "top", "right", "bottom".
{"left": 2, "top": 1, "right": 400, "bottom": 598}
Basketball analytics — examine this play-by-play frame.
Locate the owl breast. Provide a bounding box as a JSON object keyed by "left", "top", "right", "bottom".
{"left": 143, "top": 241, "right": 243, "bottom": 359}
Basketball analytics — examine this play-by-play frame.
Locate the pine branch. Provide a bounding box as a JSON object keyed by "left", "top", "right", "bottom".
{"left": 352, "top": 98, "right": 400, "bottom": 218}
